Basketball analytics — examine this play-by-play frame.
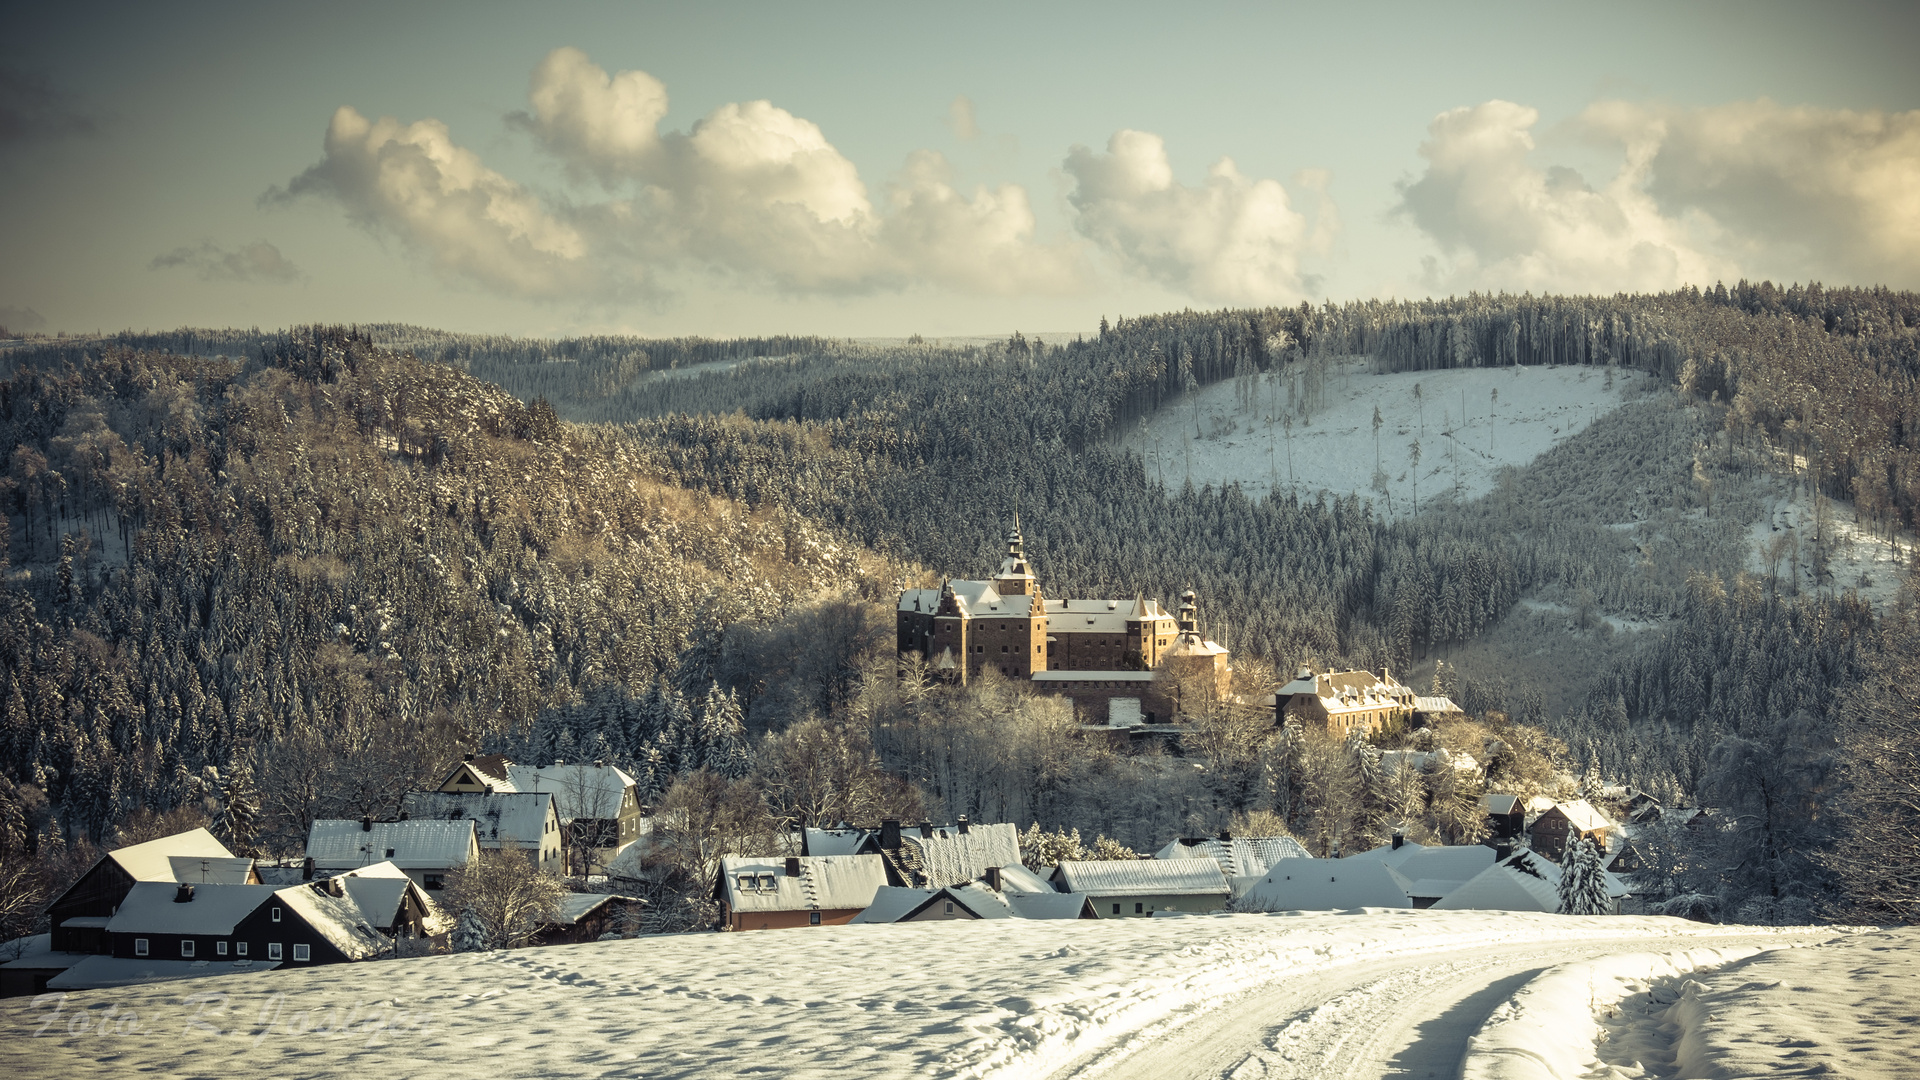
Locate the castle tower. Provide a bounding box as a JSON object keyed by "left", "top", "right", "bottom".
{"left": 992, "top": 516, "right": 1039, "bottom": 598}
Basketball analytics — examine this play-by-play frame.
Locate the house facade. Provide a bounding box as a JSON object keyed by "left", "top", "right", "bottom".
{"left": 1528, "top": 799, "right": 1612, "bottom": 860}
{"left": 1274, "top": 667, "right": 1416, "bottom": 736}
{"left": 716, "top": 854, "right": 890, "bottom": 931}
{"left": 43, "top": 829, "right": 254, "bottom": 954}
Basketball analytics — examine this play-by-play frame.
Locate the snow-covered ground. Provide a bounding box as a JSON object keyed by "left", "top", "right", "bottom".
{"left": 2, "top": 911, "right": 1844, "bottom": 1080}
{"left": 1122, "top": 360, "right": 1653, "bottom": 511}
{"left": 1743, "top": 481, "right": 1916, "bottom": 610}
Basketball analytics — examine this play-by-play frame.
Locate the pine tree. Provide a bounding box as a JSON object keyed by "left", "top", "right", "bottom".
{"left": 215, "top": 759, "right": 261, "bottom": 856}
{"left": 1556, "top": 836, "right": 1611, "bottom": 915}
{"left": 453, "top": 905, "right": 490, "bottom": 952}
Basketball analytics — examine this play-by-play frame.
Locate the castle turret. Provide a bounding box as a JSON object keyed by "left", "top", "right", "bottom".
{"left": 993, "top": 516, "right": 1038, "bottom": 597}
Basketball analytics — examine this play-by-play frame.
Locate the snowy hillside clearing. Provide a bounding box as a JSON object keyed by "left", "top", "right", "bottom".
{"left": 1743, "top": 481, "right": 1917, "bottom": 611}
{"left": 2, "top": 911, "right": 1836, "bottom": 1080}
{"left": 1122, "top": 359, "right": 1652, "bottom": 512}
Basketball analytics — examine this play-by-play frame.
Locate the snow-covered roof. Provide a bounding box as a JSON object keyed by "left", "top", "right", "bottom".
{"left": 803, "top": 827, "right": 873, "bottom": 857}
{"left": 1544, "top": 799, "right": 1613, "bottom": 833}
{"left": 1005, "top": 891, "right": 1092, "bottom": 919}
{"left": 719, "top": 854, "right": 889, "bottom": 913}
{"left": 0, "top": 934, "right": 75, "bottom": 972}
{"left": 1482, "top": 793, "right": 1523, "bottom": 815}
{"left": 1162, "top": 632, "right": 1229, "bottom": 658}
{"left": 48, "top": 954, "right": 280, "bottom": 990}
{"left": 994, "top": 864, "right": 1055, "bottom": 894}
{"left": 1235, "top": 860, "right": 1412, "bottom": 911}
{"left": 1429, "top": 855, "right": 1562, "bottom": 912}
{"left": 165, "top": 855, "right": 256, "bottom": 884}
{"left": 551, "top": 893, "right": 637, "bottom": 925}
{"left": 1154, "top": 836, "right": 1312, "bottom": 878}
{"left": 1344, "top": 839, "right": 1427, "bottom": 867}
{"left": 333, "top": 863, "right": 422, "bottom": 932}
{"left": 104, "top": 829, "right": 235, "bottom": 882}
{"left": 276, "top": 884, "right": 389, "bottom": 960}
{"left": 306, "top": 819, "right": 477, "bottom": 870}
{"left": 1051, "top": 860, "right": 1229, "bottom": 897}
{"left": 106, "top": 882, "right": 280, "bottom": 935}
{"left": 898, "top": 822, "right": 1024, "bottom": 888}
{"left": 898, "top": 587, "right": 942, "bottom": 614}
{"left": 504, "top": 764, "right": 636, "bottom": 821}
{"left": 402, "top": 790, "right": 555, "bottom": 847}
{"left": 849, "top": 887, "right": 934, "bottom": 924}
{"left": 944, "top": 580, "right": 1035, "bottom": 618}
{"left": 1383, "top": 845, "right": 1495, "bottom": 888}
{"left": 850, "top": 883, "right": 1091, "bottom": 923}
{"left": 1414, "top": 695, "right": 1462, "bottom": 714}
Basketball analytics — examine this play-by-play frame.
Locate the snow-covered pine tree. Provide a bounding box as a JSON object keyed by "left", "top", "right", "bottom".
{"left": 1346, "top": 729, "right": 1388, "bottom": 847}
{"left": 1578, "top": 761, "right": 1605, "bottom": 806}
{"left": 1556, "top": 836, "right": 1611, "bottom": 915}
{"left": 453, "top": 905, "right": 490, "bottom": 952}
{"left": 214, "top": 759, "right": 260, "bottom": 856}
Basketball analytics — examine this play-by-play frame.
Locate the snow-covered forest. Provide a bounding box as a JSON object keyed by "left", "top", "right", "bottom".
{"left": 0, "top": 280, "right": 1916, "bottom": 929}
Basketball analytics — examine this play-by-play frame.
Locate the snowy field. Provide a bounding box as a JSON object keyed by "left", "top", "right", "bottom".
{"left": 1742, "top": 482, "right": 1916, "bottom": 610}
{"left": 1121, "top": 360, "right": 1654, "bottom": 511}
{"left": 1, "top": 911, "right": 1852, "bottom": 1080}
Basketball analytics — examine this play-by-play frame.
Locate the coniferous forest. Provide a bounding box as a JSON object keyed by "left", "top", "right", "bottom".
{"left": 1, "top": 280, "right": 1916, "bottom": 929}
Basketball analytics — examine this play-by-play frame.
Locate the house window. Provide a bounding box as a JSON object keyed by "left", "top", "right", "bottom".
{"left": 738, "top": 874, "right": 755, "bottom": 892}
{"left": 757, "top": 874, "right": 777, "bottom": 890}
{"left": 808, "top": 912, "right": 821, "bottom": 926}
{"left": 236, "top": 942, "right": 248, "bottom": 957}
{"left": 385, "top": 848, "right": 396, "bottom": 858}
{"left": 271, "top": 907, "right": 282, "bottom": 922}
{"left": 268, "top": 943, "right": 282, "bottom": 960}
{"left": 943, "top": 901, "right": 954, "bottom": 914}
{"left": 424, "top": 874, "right": 444, "bottom": 890}
{"left": 181, "top": 940, "right": 195, "bottom": 957}
{"left": 134, "top": 938, "right": 149, "bottom": 957}
{"left": 1111, "top": 903, "right": 1121, "bottom": 915}
{"left": 217, "top": 941, "right": 228, "bottom": 956}
{"left": 293, "top": 944, "right": 311, "bottom": 962}
{"left": 1135, "top": 903, "right": 1144, "bottom": 914}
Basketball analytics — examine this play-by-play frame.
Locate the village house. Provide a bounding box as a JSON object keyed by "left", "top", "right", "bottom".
{"left": 528, "top": 893, "right": 643, "bottom": 945}
{"left": 896, "top": 523, "right": 1232, "bottom": 723}
{"left": 1345, "top": 837, "right": 1497, "bottom": 908}
{"left": 1429, "top": 849, "right": 1628, "bottom": 914}
{"left": 1050, "top": 859, "right": 1231, "bottom": 918}
{"left": 1272, "top": 667, "right": 1416, "bottom": 737}
{"left": 435, "top": 755, "right": 645, "bottom": 875}
{"left": 327, "top": 861, "right": 441, "bottom": 942}
{"left": 41, "top": 828, "right": 257, "bottom": 956}
{"left": 801, "top": 818, "right": 1026, "bottom": 889}
{"left": 715, "top": 854, "right": 890, "bottom": 931}
{"left": 1480, "top": 793, "right": 1527, "bottom": 843}
{"left": 305, "top": 818, "right": 479, "bottom": 892}
{"left": 1234, "top": 859, "right": 1414, "bottom": 911}
{"left": 402, "top": 789, "right": 564, "bottom": 871}
{"left": 47, "top": 878, "right": 387, "bottom": 991}
{"left": 1153, "top": 834, "right": 1312, "bottom": 881}
{"left": 1528, "top": 799, "right": 1613, "bottom": 860}
{"left": 852, "top": 867, "right": 1096, "bottom": 924}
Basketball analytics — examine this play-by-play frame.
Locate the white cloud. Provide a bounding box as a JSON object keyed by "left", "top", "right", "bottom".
{"left": 149, "top": 240, "right": 303, "bottom": 283}
{"left": 1063, "top": 130, "right": 1332, "bottom": 304}
{"left": 1395, "top": 98, "right": 1920, "bottom": 294}
{"left": 271, "top": 105, "right": 603, "bottom": 300}
{"left": 1394, "top": 100, "right": 1732, "bottom": 295}
{"left": 1578, "top": 99, "right": 1920, "bottom": 287}
{"left": 279, "top": 48, "right": 1093, "bottom": 299}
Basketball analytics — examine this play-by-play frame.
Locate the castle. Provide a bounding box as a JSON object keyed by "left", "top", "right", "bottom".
{"left": 895, "top": 523, "right": 1231, "bottom": 725}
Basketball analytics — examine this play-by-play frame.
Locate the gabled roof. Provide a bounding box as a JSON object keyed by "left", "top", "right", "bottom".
{"left": 550, "top": 893, "right": 639, "bottom": 925}
{"left": 274, "top": 884, "right": 388, "bottom": 959}
{"left": 1414, "top": 695, "right": 1462, "bottom": 714}
{"left": 306, "top": 819, "right": 477, "bottom": 870}
{"left": 1388, "top": 845, "right": 1496, "bottom": 887}
{"left": 332, "top": 862, "right": 428, "bottom": 932}
{"left": 802, "top": 827, "right": 876, "bottom": 857}
{"left": 994, "top": 864, "right": 1056, "bottom": 894}
{"left": 897, "top": 823, "right": 1023, "bottom": 888}
{"left": 1538, "top": 799, "right": 1613, "bottom": 833}
{"left": 105, "top": 882, "right": 280, "bottom": 936}
{"left": 439, "top": 754, "right": 516, "bottom": 792}
{"left": 1235, "top": 860, "right": 1412, "bottom": 911}
{"left": 504, "top": 764, "right": 637, "bottom": 821}
{"left": 1154, "top": 836, "right": 1312, "bottom": 878}
{"left": 898, "top": 588, "right": 943, "bottom": 614}
{"left": 719, "top": 854, "right": 890, "bottom": 913}
{"left": 103, "top": 829, "right": 235, "bottom": 883}
{"left": 1051, "top": 859, "right": 1229, "bottom": 897}
{"left": 1428, "top": 858, "right": 1561, "bottom": 912}
{"left": 402, "top": 790, "right": 555, "bottom": 847}
{"left": 849, "top": 883, "right": 1093, "bottom": 923}
{"left": 1481, "top": 793, "right": 1523, "bottom": 815}
{"left": 165, "top": 855, "right": 257, "bottom": 884}
{"left": 1343, "top": 839, "right": 1427, "bottom": 867}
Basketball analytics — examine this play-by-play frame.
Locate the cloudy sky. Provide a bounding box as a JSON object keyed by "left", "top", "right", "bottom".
{"left": 3, "top": 1, "right": 1916, "bottom": 339}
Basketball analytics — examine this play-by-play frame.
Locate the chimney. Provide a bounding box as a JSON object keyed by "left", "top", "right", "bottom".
{"left": 361, "top": 816, "right": 372, "bottom": 832}
{"left": 301, "top": 856, "right": 315, "bottom": 882}
{"left": 463, "top": 753, "right": 475, "bottom": 762}
{"left": 1391, "top": 832, "right": 1405, "bottom": 850}
{"left": 173, "top": 883, "right": 195, "bottom": 903}
{"left": 957, "top": 816, "right": 970, "bottom": 835}
{"left": 329, "top": 877, "right": 346, "bottom": 897}
{"left": 1218, "top": 831, "right": 1232, "bottom": 842}
{"left": 919, "top": 822, "right": 934, "bottom": 838}
{"left": 398, "top": 811, "right": 408, "bottom": 821}
{"left": 984, "top": 866, "right": 1003, "bottom": 891}
{"left": 594, "top": 759, "right": 604, "bottom": 768}
{"left": 880, "top": 820, "right": 901, "bottom": 850}
{"left": 785, "top": 856, "right": 802, "bottom": 877}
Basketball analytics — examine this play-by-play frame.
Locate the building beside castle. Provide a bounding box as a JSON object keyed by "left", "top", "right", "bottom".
{"left": 896, "top": 524, "right": 1231, "bottom": 724}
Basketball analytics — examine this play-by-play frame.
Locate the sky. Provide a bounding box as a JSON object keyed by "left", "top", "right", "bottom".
{"left": 3, "top": 1, "right": 1916, "bottom": 339}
